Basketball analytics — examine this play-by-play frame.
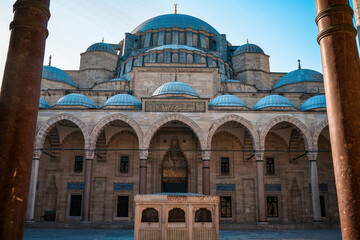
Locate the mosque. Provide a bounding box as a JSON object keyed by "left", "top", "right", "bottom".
{"left": 26, "top": 9, "right": 338, "bottom": 225}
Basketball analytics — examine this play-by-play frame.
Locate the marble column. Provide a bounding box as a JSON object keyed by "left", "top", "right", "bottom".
{"left": 315, "top": 1, "right": 360, "bottom": 238}
{"left": 0, "top": 1, "right": 50, "bottom": 239}
{"left": 82, "top": 150, "right": 94, "bottom": 222}
{"left": 26, "top": 151, "right": 42, "bottom": 221}
{"left": 202, "top": 151, "right": 211, "bottom": 195}
{"left": 139, "top": 150, "right": 148, "bottom": 194}
{"left": 307, "top": 152, "right": 321, "bottom": 222}
{"left": 255, "top": 152, "right": 267, "bottom": 222}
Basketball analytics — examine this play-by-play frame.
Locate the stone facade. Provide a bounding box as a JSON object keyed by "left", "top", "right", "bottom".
{"left": 26, "top": 12, "right": 338, "bottom": 225}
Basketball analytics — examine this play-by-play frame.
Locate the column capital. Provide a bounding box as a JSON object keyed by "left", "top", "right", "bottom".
{"left": 255, "top": 151, "right": 264, "bottom": 161}
{"left": 33, "top": 150, "right": 42, "bottom": 159}
{"left": 201, "top": 150, "right": 211, "bottom": 160}
{"left": 307, "top": 151, "right": 318, "bottom": 162}
{"left": 85, "top": 149, "right": 95, "bottom": 160}
{"left": 139, "top": 149, "right": 148, "bottom": 159}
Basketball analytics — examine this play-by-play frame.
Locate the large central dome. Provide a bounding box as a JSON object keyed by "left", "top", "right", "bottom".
{"left": 131, "top": 14, "right": 219, "bottom": 35}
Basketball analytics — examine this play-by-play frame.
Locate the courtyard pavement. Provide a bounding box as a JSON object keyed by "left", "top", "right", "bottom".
{"left": 24, "top": 228, "right": 342, "bottom": 240}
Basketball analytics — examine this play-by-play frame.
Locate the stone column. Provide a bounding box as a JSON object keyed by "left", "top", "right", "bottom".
{"left": 202, "top": 150, "right": 211, "bottom": 195}
{"left": 307, "top": 152, "right": 321, "bottom": 222}
{"left": 0, "top": 1, "right": 50, "bottom": 239}
{"left": 255, "top": 152, "right": 267, "bottom": 222}
{"left": 315, "top": 1, "right": 360, "bottom": 239}
{"left": 353, "top": 0, "right": 360, "bottom": 48}
{"left": 26, "top": 150, "right": 42, "bottom": 221}
{"left": 139, "top": 150, "right": 148, "bottom": 194}
{"left": 82, "top": 150, "right": 94, "bottom": 222}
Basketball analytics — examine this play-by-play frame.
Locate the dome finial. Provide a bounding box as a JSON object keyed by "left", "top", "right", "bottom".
{"left": 246, "top": 38, "right": 249, "bottom": 44}
{"left": 174, "top": 3, "right": 177, "bottom": 14}
{"left": 48, "top": 55, "right": 52, "bottom": 66}
{"left": 102, "top": 37, "right": 104, "bottom": 43}
{"left": 298, "top": 59, "right": 301, "bottom": 69}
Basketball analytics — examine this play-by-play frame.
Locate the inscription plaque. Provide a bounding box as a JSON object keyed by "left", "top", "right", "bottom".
{"left": 145, "top": 101, "right": 205, "bottom": 112}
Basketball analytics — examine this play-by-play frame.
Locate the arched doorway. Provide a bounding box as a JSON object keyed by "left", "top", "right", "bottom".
{"left": 161, "top": 136, "right": 188, "bottom": 193}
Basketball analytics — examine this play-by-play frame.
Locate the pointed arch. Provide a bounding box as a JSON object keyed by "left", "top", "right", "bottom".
{"left": 260, "top": 115, "right": 313, "bottom": 151}
{"left": 89, "top": 113, "right": 143, "bottom": 149}
{"left": 143, "top": 114, "right": 205, "bottom": 150}
{"left": 313, "top": 119, "right": 329, "bottom": 151}
{"left": 35, "top": 113, "right": 89, "bottom": 150}
{"left": 206, "top": 114, "right": 259, "bottom": 150}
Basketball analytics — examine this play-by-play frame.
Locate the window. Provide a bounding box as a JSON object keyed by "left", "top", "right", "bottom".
{"left": 69, "top": 195, "right": 82, "bottom": 217}
{"left": 195, "top": 208, "right": 212, "bottom": 222}
{"left": 220, "top": 157, "right": 230, "bottom": 175}
{"left": 74, "top": 156, "right": 83, "bottom": 173}
{"left": 320, "top": 196, "right": 326, "bottom": 217}
{"left": 117, "top": 196, "right": 129, "bottom": 217}
{"left": 120, "top": 156, "right": 129, "bottom": 173}
{"left": 220, "top": 196, "right": 232, "bottom": 218}
{"left": 267, "top": 196, "right": 279, "bottom": 217}
{"left": 266, "top": 158, "right": 275, "bottom": 175}
{"left": 168, "top": 208, "right": 185, "bottom": 222}
{"left": 141, "top": 208, "right": 159, "bottom": 222}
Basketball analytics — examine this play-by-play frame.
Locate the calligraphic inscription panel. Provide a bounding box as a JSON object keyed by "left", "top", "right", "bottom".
{"left": 145, "top": 101, "right": 205, "bottom": 112}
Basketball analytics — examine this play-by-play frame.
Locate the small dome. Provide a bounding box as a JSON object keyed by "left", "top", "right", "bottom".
{"left": 300, "top": 95, "right": 326, "bottom": 111}
{"left": 39, "top": 97, "right": 49, "bottom": 109}
{"left": 86, "top": 42, "right": 117, "bottom": 55}
{"left": 221, "top": 79, "right": 241, "bottom": 83}
{"left": 55, "top": 93, "right": 96, "bottom": 108}
{"left": 152, "top": 81, "right": 199, "bottom": 97}
{"left": 253, "top": 95, "right": 294, "bottom": 110}
{"left": 234, "top": 43, "right": 264, "bottom": 55}
{"left": 132, "top": 14, "right": 219, "bottom": 35}
{"left": 209, "top": 94, "right": 247, "bottom": 109}
{"left": 104, "top": 94, "right": 142, "bottom": 109}
{"left": 110, "top": 73, "right": 130, "bottom": 82}
{"left": 42, "top": 65, "right": 76, "bottom": 87}
{"left": 274, "top": 69, "right": 323, "bottom": 89}
{"left": 147, "top": 44, "right": 205, "bottom": 53}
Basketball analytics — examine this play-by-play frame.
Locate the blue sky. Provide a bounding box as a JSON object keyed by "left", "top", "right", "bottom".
{"left": 0, "top": 0, "right": 358, "bottom": 87}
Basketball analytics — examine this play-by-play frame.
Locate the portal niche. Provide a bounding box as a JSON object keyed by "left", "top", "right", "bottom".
{"left": 162, "top": 136, "right": 188, "bottom": 193}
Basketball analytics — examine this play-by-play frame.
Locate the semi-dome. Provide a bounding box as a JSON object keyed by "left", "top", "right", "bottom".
{"left": 39, "top": 97, "right": 49, "bottom": 109}
{"left": 274, "top": 69, "right": 323, "bottom": 89}
{"left": 110, "top": 73, "right": 130, "bottom": 82}
{"left": 253, "top": 95, "right": 294, "bottom": 110}
{"left": 132, "top": 14, "right": 219, "bottom": 35}
{"left": 42, "top": 65, "right": 76, "bottom": 87}
{"left": 55, "top": 93, "right": 96, "bottom": 108}
{"left": 147, "top": 44, "right": 205, "bottom": 53}
{"left": 86, "top": 42, "right": 117, "bottom": 55}
{"left": 152, "top": 81, "right": 199, "bottom": 97}
{"left": 300, "top": 95, "right": 326, "bottom": 111}
{"left": 209, "top": 94, "right": 247, "bottom": 109}
{"left": 234, "top": 43, "right": 265, "bottom": 55}
{"left": 104, "top": 94, "right": 142, "bottom": 109}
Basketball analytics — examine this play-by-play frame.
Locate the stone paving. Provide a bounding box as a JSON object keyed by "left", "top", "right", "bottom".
{"left": 24, "top": 229, "right": 342, "bottom": 240}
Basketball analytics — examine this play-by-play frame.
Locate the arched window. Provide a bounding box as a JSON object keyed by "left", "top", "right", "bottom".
{"left": 141, "top": 208, "right": 159, "bottom": 222}
{"left": 144, "top": 55, "right": 150, "bottom": 63}
{"left": 168, "top": 208, "right": 185, "bottom": 222}
{"left": 157, "top": 54, "right": 164, "bottom": 63}
{"left": 186, "top": 54, "right": 193, "bottom": 63}
{"left": 195, "top": 208, "right": 212, "bottom": 222}
{"left": 172, "top": 53, "right": 179, "bottom": 63}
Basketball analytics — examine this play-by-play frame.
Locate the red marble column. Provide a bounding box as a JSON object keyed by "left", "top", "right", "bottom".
{"left": 139, "top": 150, "right": 148, "bottom": 194}
{"left": 202, "top": 151, "right": 211, "bottom": 195}
{"left": 315, "top": 1, "right": 360, "bottom": 239}
{"left": 0, "top": 0, "right": 50, "bottom": 239}
{"left": 82, "top": 151, "right": 94, "bottom": 222}
{"left": 255, "top": 152, "right": 267, "bottom": 222}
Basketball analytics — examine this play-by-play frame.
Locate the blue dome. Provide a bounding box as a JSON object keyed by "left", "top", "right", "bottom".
{"left": 147, "top": 44, "right": 205, "bottom": 53}
{"left": 42, "top": 66, "right": 76, "bottom": 87}
{"left": 274, "top": 69, "right": 323, "bottom": 89}
{"left": 152, "top": 81, "right": 199, "bottom": 97}
{"left": 253, "top": 95, "right": 294, "bottom": 110}
{"left": 55, "top": 93, "right": 96, "bottom": 108}
{"left": 300, "top": 95, "right": 326, "bottom": 111}
{"left": 132, "top": 14, "right": 219, "bottom": 35}
{"left": 221, "top": 79, "right": 241, "bottom": 83}
{"left": 86, "top": 42, "right": 117, "bottom": 55}
{"left": 104, "top": 94, "right": 142, "bottom": 109}
{"left": 110, "top": 74, "right": 130, "bottom": 82}
{"left": 39, "top": 97, "right": 49, "bottom": 109}
{"left": 209, "top": 94, "right": 247, "bottom": 109}
{"left": 234, "top": 43, "right": 265, "bottom": 55}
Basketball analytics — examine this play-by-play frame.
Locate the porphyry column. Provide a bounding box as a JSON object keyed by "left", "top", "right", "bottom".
{"left": 202, "top": 150, "right": 211, "bottom": 195}
{"left": 82, "top": 150, "right": 94, "bottom": 222}
{"left": 0, "top": 1, "right": 50, "bottom": 239}
{"left": 307, "top": 152, "right": 321, "bottom": 222}
{"left": 255, "top": 152, "right": 267, "bottom": 222}
{"left": 139, "top": 150, "right": 148, "bottom": 194}
{"left": 315, "top": 1, "right": 360, "bottom": 239}
{"left": 26, "top": 150, "right": 42, "bottom": 221}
